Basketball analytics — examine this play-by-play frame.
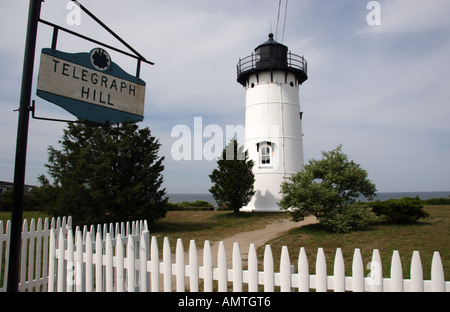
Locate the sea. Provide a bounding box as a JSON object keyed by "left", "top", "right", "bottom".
{"left": 167, "top": 191, "right": 450, "bottom": 205}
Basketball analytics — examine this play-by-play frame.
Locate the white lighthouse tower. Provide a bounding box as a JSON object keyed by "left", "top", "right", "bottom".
{"left": 237, "top": 33, "right": 308, "bottom": 212}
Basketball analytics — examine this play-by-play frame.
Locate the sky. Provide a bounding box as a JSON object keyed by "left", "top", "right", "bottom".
{"left": 0, "top": 0, "right": 449, "bottom": 194}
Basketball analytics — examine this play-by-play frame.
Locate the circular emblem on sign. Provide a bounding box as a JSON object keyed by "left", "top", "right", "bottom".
{"left": 90, "top": 48, "right": 111, "bottom": 71}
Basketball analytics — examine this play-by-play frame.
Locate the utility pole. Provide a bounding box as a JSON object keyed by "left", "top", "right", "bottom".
{"left": 7, "top": 0, "right": 42, "bottom": 292}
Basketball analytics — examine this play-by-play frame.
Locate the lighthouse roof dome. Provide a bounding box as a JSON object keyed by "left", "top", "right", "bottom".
{"left": 255, "top": 33, "right": 287, "bottom": 51}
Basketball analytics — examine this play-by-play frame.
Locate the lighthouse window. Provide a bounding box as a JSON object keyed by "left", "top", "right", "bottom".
{"left": 261, "top": 146, "right": 271, "bottom": 164}
{"left": 257, "top": 142, "right": 272, "bottom": 166}
{"left": 255, "top": 50, "right": 260, "bottom": 63}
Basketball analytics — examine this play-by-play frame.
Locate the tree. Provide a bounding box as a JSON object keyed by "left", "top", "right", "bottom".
{"left": 371, "top": 197, "right": 429, "bottom": 224}
{"left": 37, "top": 122, "right": 167, "bottom": 226}
{"left": 209, "top": 139, "right": 255, "bottom": 213}
{"left": 279, "top": 145, "right": 376, "bottom": 233}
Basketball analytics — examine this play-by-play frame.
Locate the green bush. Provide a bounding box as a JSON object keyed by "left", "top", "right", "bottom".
{"left": 422, "top": 197, "right": 450, "bottom": 205}
{"left": 371, "top": 196, "right": 429, "bottom": 224}
{"left": 319, "top": 204, "right": 370, "bottom": 233}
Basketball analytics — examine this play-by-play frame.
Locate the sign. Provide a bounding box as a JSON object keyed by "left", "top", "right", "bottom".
{"left": 36, "top": 48, "right": 146, "bottom": 124}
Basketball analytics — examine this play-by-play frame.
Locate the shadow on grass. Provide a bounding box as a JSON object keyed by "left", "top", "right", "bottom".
{"left": 287, "top": 223, "right": 330, "bottom": 237}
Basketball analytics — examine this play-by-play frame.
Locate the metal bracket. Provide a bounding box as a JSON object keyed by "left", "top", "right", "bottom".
{"left": 30, "top": 100, "right": 107, "bottom": 126}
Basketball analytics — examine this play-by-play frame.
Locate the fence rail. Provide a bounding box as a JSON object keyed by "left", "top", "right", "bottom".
{"left": 1, "top": 217, "right": 449, "bottom": 292}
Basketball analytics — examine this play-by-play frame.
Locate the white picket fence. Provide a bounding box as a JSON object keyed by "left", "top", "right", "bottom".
{"left": 0, "top": 216, "right": 147, "bottom": 292}
{"left": 1, "top": 217, "right": 449, "bottom": 292}
{"left": 0, "top": 216, "right": 72, "bottom": 292}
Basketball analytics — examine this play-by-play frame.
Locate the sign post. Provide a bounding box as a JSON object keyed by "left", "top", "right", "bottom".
{"left": 8, "top": 0, "right": 42, "bottom": 292}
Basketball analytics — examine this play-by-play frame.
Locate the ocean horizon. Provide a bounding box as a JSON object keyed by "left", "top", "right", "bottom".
{"left": 167, "top": 191, "right": 450, "bottom": 205}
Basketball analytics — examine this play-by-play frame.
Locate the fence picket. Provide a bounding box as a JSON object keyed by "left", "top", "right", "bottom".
{"left": 47, "top": 228, "right": 55, "bottom": 292}
{"left": 264, "top": 245, "right": 274, "bottom": 292}
{"left": 189, "top": 240, "right": 199, "bottom": 292}
{"left": 280, "top": 246, "right": 291, "bottom": 292}
{"left": 431, "top": 251, "right": 445, "bottom": 292}
{"left": 333, "top": 248, "right": 345, "bottom": 292}
{"left": 368, "top": 249, "right": 383, "bottom": 292}
{"left": 218, "top": 241, "right": 227, "bottom": 292}
{"left": 95, "top": 231, "right": 103, "bottom": 292}
{"left": 150, "top": 236, "right": 159, "bottom": 292}
{"left": 163, "top": 237, "right": 172, "bottom": 292}
{"left": 248, "top": 243, "right": 258, "bottom": 292}
{"left": 75, "top": 229, "right": 83, "bottom": 292}
{"left": 139, "top": 230, "right": 149, "bottom": 292}
{"left": 27, "top": 219, "right": 36, "bottom": 292}
{"left": 390, "top": 250, "right": 403, "bottom": 292}
{"left": 35, "top": 218, "right": 43, "bottom": 291}
{"left": 352, "top": 248, "right": 364, "bottom": 292}
{"left": 232, "top": 242, "right": 243, "bottom": 292}
{"left": 410, "top": 251, "right": 424, "bottom": 292}
{"left": 297, "top": 247, "right": 309, "bottom": 292}
{"left": 19, "top": 219, "right": 28, "bottom": 291}
{"left": 176, "top": 238, "right": 185, "bottom": 292}
{"left": 127, "top": 234, "right": 135, "bottom": 292}
{"left": 42, "top": 218, "right": 50, "bottom": 292}
{"left": 85, "top": 231, "right": 93, "bottom": 292}
{"left": 67, "top": 228, "right": 74, "bottom": 292}
{"left": 105, "top": 233, "right": 113, "bottom": 292}
{"left": 139, "top": 231, "right": 149, "bottom": 292}
{"left": 203, "top": 240, "right": 213, "bottom": 292}
{"left": 4, "top": 221, "right": 10, "bottom": 291}
{"left": 316, "top": 248, "right": 327, "bottom": 292}
{"left": 0, "top": 221, "right": 4, "bottom": 291}
{"left": 56, "top": 228, "right": 65, "bottom": 292}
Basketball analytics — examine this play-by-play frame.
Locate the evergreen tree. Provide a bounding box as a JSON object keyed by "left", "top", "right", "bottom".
{"left": 209, "top": 139, "right": 255, "bottom": 213}
{"left": 37, "top": 122, "right": 167, "bottom": 226}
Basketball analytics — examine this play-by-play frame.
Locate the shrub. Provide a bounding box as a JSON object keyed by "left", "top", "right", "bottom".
{"left": 422, "top": 197, "right": 450, "bottom": 205}
{"left": 280, "top": 145, "right": 376, "bottom": 233}
{"left": 319, "top": 204, "right": 370, "bottom": 233}
{"left": 371, "top": 196, "right": 429, "bottom": 224}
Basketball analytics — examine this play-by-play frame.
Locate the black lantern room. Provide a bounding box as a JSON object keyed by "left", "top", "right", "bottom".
{"left": 237, "top": 33, "right": 308, "bottom": 87}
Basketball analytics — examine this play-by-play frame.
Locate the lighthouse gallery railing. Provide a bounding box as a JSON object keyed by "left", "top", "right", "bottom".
{"left": 237, "top": 51, "right": 307, "bottom": 77}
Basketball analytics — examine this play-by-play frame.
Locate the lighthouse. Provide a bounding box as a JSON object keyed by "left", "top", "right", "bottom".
{"left": 237, "top": 33, "right": 308, "bottom": 212}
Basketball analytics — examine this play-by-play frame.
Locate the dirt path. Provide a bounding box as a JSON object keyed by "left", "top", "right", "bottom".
{"left": 186, "top": 215, "right": 318, "bottom": 266}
